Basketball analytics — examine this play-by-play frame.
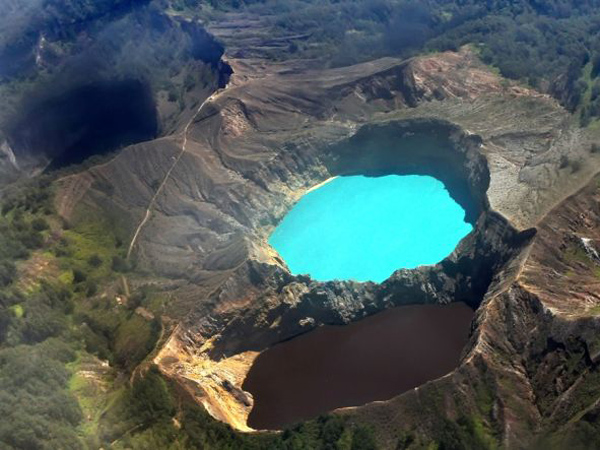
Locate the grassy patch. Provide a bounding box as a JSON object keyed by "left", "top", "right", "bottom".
{"left": 113, "top": 314, "right": 160, "bottom": 371}
{"left": 564, "top": 369, "right": 600, "bottom": 423}
{"left": 9, "top": 303, "right": 23, "bottom": 318}
{"left": 60, "top": 226, "right": 120, "bottom": 281}
{"left": 68, "top": 357, "right": 104, "bottom": 437}
{"left": 470, "top": 416, "right": 498, "bottom": 450}
{"left": 435, "top": 415, "right": 498, "bottom": 450}
{"left": 563, "top": 243, "right": 594, "bottom": 268}
{"left": 58, "top": 270, "right": 75, "bottom": 285}
{"left": 474, "top": 382, "right": 495, "bottom": 417}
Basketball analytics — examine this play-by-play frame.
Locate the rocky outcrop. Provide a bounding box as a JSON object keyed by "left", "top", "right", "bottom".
{"left": 0, "top": 137, "right": 19, "bottom": 184}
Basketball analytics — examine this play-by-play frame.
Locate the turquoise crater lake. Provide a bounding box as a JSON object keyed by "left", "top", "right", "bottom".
{"left": 269, "top": 175, "right": 473, "bottom": 282}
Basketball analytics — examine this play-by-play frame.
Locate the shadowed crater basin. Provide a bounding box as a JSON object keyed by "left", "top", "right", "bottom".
{"left": 5, "top": 79, "right": 158, "bottom": 170}
{"left": 269, "top": 174, "right": 473, "bottom": 282}
{"left": 243, "top": 302, "right": 474, "bottom": 430}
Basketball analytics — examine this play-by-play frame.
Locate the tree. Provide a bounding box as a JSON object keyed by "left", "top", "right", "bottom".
{"left": 87, "top": 253, "right": 103, "bottom": 268}
{"left": 130, "top": 366, "right": 175, "bottom": 424}
{"left": 0, "top": 260, "right": 16, "bottom": 287}
{"left": 111, "top": 256, "right": 130, "bottom": 273}
{"left": 73, "top": 268, "right": 87, "bottom": 284}
{"left": 31, "top": 217, "right": 49, "bottom": 232}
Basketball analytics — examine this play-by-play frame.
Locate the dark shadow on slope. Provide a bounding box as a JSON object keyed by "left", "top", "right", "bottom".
{"left": 5, "top": 79, "right": 158, "bottom": 170}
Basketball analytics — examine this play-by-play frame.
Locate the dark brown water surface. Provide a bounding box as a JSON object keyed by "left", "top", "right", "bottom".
{"left": 243, "top": 302, "right": 474, "bottom": 430}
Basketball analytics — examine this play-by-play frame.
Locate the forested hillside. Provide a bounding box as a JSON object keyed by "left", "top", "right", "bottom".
{"left": 4, "top": 0, "right": 600, "bottom": 122}
{"left": 193, "top": 0, "right": 600, "bottom": 122}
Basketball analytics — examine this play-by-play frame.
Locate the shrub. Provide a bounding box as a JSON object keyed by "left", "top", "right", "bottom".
{"left": 0, "top": 342, "right": 82, "bottom": 450}
{"left": 0, "top": 260, "right": 16, "bottom": 287}
{"left": 130, "top": 366, "right": 175, "bottom": 424}
{"left": 87, "top": 253, "right": 103, "bottom": 268}
{"left": 72, "top": 268, "right": 87, "bottom": 284}
{"left": 85, "top": 280, "right": 98, "bottom": 297}
{"left": 31, "top": 217, "right": 49, "bottom": 232}
{"left": 114, "top": 316, "right": 159, "bottom": 370}
{"left": 111, "top": 256, "right": 130, "bottom": 273}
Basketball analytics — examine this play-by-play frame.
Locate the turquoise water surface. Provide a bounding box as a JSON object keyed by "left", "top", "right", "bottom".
{"left": 269, "top": 175, "right": 472, "bottom": 282}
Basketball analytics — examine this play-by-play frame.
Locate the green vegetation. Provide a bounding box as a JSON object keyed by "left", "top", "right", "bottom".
{"left": 0, "top": 178, "right": 158, "bottom": 449}
{"left": 192, "top": 0, "right": 600, "bottom": 124}
{"left": 0, "top": 339, "right": 83, "bottom": 449}
{"left": 102, "top": 370, "right": 379, "bottom": 450}
{"left": 560, "top": 240, "right": 600, "bottom": 288}
{"left": 531, "top": 353, "right": 600, "bottom": 449}
{"left": 0, "top": 178, "right": 52, "bottom": 261}
{"left": 0, "top": 180, "right": 82, "bottom": 448}
{"left": 0, "top": 0, "right": 149, "bottom": 79}
{"left": 0, "top": 174, "right": 383, "bottom": 449}
{"left": 534, "top": 413, "right": 600, "bottom": 450}
{"left": 6, "top": 0, "right": 600, "bottom": 127}
{"left": 435, "top": 416, "right": 497, "bottom": 450}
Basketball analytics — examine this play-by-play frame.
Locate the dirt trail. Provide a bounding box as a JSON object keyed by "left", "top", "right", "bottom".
{"left": 126, "top": 88, "right": 227, "bottom": 260}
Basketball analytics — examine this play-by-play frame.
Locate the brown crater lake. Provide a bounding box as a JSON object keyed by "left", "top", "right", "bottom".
{"left": 243, "top": 302, "right": 474, "bottom": 430}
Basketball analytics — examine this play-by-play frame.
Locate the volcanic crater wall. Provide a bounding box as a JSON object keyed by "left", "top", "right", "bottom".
{"left": 197, "top": 118, "right": 531, "bottom": 359}
{"left": 54, "top": 46, "right": 588, "bottom": 437}
{"left": 324, "top": 119, "right": 489, "bottom": 224}
{"left": 152, "top": 115, "right": 537, "bottom": 433}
